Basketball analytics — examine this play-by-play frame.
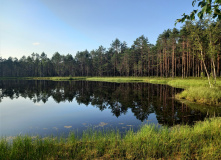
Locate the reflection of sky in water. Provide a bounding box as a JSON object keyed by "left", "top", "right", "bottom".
{"left": 1, "top": 80, "right": 214, "bottom": 137}
{"left": 0, "top": 97, "right": 151, "bottom": 137}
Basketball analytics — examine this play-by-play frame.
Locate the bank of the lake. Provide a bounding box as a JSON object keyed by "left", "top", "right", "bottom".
{"left": 3, "top": 76, "right": 221, "bottom": 105}
{"left": 1, "top": 117, "right": 221, "bottom": 159}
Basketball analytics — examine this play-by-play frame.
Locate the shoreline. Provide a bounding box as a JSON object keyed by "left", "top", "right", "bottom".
{"left": 1, "top": 117, "right": 221, "bottom": 159}
{"left": 1, "top": 76, "right": 221, "bottom": 106}
{"left": 1, "top": 77, "right": 221, "bottom": 159}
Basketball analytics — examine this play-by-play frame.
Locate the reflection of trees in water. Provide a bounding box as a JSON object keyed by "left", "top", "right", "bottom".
{"left": 0, "top": 80, "right": 217, "bottom": 126}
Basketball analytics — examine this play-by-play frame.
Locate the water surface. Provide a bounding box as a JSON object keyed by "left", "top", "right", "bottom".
{"left": 0, "top": 80, "right": 220, "bottom": 137}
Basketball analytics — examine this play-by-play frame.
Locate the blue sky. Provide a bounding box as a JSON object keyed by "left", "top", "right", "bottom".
{"left": 0, "top": 0, "right": 197, "bottom": 59}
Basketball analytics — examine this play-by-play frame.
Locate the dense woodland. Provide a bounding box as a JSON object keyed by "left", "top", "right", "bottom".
{"left": 1, "top": 19, "right": 221, "bottom": 80}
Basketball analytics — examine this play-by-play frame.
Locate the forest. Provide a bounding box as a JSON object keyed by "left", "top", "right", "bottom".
{"left": 1, "top": 19, "right": 221, "bottom": 83}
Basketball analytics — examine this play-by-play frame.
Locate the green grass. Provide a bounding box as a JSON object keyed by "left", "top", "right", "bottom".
{"left": 177, "top": 87, "right": 221, "bottom": 105}
{"left": 1, "top": 117, "right": 221, "bottom": 159}
{"left": 87, "top": 76, "right": 145, "bottom": 82}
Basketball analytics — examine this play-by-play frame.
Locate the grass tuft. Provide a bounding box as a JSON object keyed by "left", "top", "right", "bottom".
{"left": 178, "top": 87, "right": 221, "bottom": 105}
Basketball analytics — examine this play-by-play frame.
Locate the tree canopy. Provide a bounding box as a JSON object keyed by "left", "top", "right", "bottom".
{"left": 1, "top": 19, "right": 220, "bottom": 87}
{"left": 176, "top": 0, "right": 221, "bottom": 24}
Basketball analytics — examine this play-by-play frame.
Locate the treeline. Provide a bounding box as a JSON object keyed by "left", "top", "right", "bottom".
{"left": 0, "top": 19, "right": 220, "bottom": 79}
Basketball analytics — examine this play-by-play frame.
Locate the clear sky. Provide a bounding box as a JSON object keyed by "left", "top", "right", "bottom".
{"left": 0, "top": 0, "right": 197, "bottom": 59}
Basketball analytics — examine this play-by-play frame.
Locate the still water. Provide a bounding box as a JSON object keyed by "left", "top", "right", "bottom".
{"left": 0, "top": 80, "right": 220, "bottom": 137}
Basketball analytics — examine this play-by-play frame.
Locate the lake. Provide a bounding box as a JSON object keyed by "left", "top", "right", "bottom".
{"left": 0, "top": 80, "right": 220, "bottom": 137}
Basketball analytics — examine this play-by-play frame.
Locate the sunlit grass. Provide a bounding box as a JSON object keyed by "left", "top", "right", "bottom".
{"left": 87, "top": 76, "right": 145, "bottom": 82}
{"left": 1, "top": 118, "right": 221, "bottom": 159}
{"left": 177, "top": 87, "right": 221, "bottom": 105}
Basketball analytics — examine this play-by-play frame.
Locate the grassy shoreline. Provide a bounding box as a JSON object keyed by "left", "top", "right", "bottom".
{"left": 1, "top": 77, "right": 221, "bottom": 159}
{"left": 1, "top": 76, "right": 221, "bottom": 105}
{"left": 1, "top": 117, "right": 221, "bottom": 159}
{"left": 93, "top": 77, "right": 221, "bottom": 105}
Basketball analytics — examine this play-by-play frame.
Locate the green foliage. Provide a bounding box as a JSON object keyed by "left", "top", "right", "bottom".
{"left": 176, "top": 0, "right": 221, "bottom": 24}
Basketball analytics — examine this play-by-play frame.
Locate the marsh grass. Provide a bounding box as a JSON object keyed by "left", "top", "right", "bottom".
{"left": 178, "top": 87, "right": 221, "bottom": 105}
{"left": 87, "top": 76, "right": 145, "bottom": 83}
{"left": 1, "top": 118, "right": 221, "bottom": 159}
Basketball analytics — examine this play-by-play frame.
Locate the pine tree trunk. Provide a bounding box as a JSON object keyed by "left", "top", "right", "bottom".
{"left": 182, "top": 40, "right": 184, "bottom": 78}
{"left": 212, "top": 58, "right": 216, "bottom": 85}
{"left": 168, "top": 57, "right": 169, "bottom": 77}
{"left": 148, "top": 53, "right": 150, "bottom": 76}
{"left": 160, "top": 50, "right": 162, "bottom": 78}
{"left": 198, "top": 58, "right": 200, "bottom": 77}
{"left": 172, "top": 44, "right": 174, "bottom": 78}
{"left": 201, "top": 60, "right": 203, "bottom": 77}
{"left": 163, "top": 49, "right": 165, "bottom": 77}
{"left": 217, "top": 54, "right": 220, "bottom": 77}
{"left": 165, "top": 46, "right": 167, "bottom": 78}
{"left": 201, "top": 50, "right": 212, "bottom": 88}
{"left": 152, "top": 55, "right": 153, "bottom": 76}
{"left": 175, "top": 48, "right": 176, "bottom": 77}
{"left": 157, "top": 53, "right": 158, "bottom": 77}
{"left": 193, "top": 52, "right": 194, "bottom": 77}
{"left": 184, "top": 49, "right": 186, "bottom": 78}
{"left": 186, "top": 42, "right": 189, "bottom": 78}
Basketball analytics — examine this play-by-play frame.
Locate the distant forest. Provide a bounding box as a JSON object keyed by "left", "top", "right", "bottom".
{"left": 1, "top": 19, "right": 221, "bottom": 78}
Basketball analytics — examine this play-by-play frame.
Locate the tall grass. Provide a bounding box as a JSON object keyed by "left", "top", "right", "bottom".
{"left": 1, "top": 118, "right": 221, "bottom": 159}
{"left": 178, "top": 87, "right": 221, "bottom": 105}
